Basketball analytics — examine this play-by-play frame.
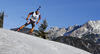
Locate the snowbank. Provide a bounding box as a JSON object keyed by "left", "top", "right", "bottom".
{"left": 0, "top": 28, "right": 90, "bottom": 54}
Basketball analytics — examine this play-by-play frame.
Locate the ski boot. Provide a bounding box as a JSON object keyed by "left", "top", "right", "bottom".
{"left": 17, "top": 28, "right": 20, "bottom": 31}
{"left": 29, "top": 32, "right": 32, "bottom": 35}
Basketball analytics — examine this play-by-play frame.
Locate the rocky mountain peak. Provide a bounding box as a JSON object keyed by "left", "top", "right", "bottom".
{"left": 84, "top": 20, "right": 100, "bottom": 29}
{"left": 65, "top": 20, "right": 100, "bottom": 38}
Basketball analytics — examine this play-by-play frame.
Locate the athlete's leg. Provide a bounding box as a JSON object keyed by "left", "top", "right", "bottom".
{"left": 29, "top": 27, "right": 34, "bottom": 34}
{"left": 29, "top": 22, "right": 35, "bottom": 34}
{"left": 17, "top": 21, "right": 30, "bottom": 31}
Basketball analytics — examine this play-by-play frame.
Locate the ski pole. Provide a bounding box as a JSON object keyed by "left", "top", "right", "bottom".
{"left": 21, "top": 16, "right": 28, "bottom": 21}
{"left": 21, "top": 16, "right": 26, "bottom": 19}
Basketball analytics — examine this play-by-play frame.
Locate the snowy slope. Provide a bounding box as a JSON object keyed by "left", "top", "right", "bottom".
{"left": 0, "top": 28, "right": 90, "bottom": 54}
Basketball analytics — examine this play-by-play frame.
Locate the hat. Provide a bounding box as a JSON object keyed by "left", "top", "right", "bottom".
{"left": 36, "top": 6, "right": 41, "bottom": 11}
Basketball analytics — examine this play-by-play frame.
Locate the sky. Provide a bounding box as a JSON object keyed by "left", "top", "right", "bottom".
{"left": 0, "top": 0, "right": 100, "bottom": 30}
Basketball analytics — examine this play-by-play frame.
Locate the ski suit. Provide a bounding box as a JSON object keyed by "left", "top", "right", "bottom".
{"left": 25, "top": 11, "right": 41, "bottom": 27}
{"left": 18, "top": 11, "right": 41, "bottom": 34}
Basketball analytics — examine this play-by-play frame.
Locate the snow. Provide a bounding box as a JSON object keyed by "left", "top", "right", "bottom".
{"left": 0, "top": 28, "right": 90, "bottom": 54}
{"left": 87, "top": 20, "right": 100, "bottom": 29}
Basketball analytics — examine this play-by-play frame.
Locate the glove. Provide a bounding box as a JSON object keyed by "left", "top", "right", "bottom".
{"left": 26, "top": 18, "right": 28, "bottom": 20}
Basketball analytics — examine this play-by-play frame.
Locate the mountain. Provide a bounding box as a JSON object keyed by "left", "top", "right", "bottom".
{"left": 65, "top": 20, "right": 100, "bottom": 38}
{"left": 46, "top": 20, "right": 100, "bottom": 54}
{"left": 0, "top": 28, "right": 90, "bottom": 54}
{"left": 46, "top": 27, "right": 66, "bottom": 40}
{"left": 47, "top": 20, "right": 100, "bottom": 41}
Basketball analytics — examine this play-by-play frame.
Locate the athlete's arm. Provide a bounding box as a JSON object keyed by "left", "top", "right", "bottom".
{"left": 26, "top": 12, "right": 34, "bottom": 20}
{"left": 36, "top": 14, "right": 41, "bottom": 24}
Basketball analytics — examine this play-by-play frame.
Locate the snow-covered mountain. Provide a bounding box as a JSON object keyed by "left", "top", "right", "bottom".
{"left": 0, "top": 28, "right": 90, "bottom": 54}
{"left": 47, "top": 20, "right": 100, "bottom": 40}
{"left": 46, "top": 27, "right": 66, "bottom": 40}
{"left": 45, "top": 20, "right": 100, "bottom": 54}
{"left": 66, "top": 20, "right": 100, "bottom": 38}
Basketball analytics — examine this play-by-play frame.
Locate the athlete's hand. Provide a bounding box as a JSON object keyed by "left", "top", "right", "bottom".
{"left": 26, "top": 18, "right": 28, "bottom": 20}
{"left": 36, "top": 22, "right": 39, "bottom": 24}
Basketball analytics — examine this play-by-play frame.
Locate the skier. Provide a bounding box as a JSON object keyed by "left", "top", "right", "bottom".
{"left": 17, "top": 6, "right": 41, "bottom": 35}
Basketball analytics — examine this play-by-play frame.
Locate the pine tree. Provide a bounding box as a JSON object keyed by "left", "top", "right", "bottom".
{"left": 0, "top": 12, "right": 4, "bottom": 28}
{"left": 35, "top": 19, "right": 48, "bottom": 39}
